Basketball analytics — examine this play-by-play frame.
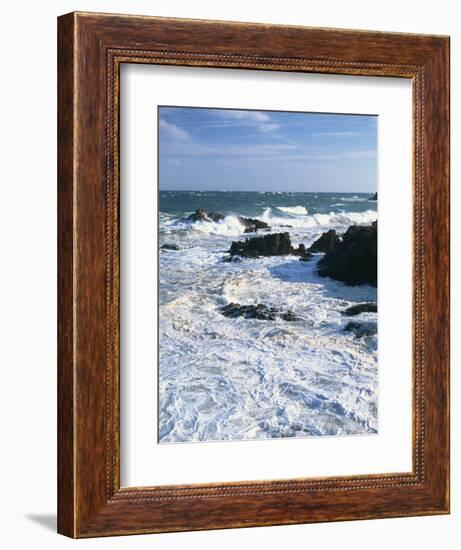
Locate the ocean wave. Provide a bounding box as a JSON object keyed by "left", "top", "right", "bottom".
{"left": 188, "top": 216, "right": 247, "bottom": 237}
{"left": 277, "top": 205, "right": 308, "bottom": 215}
{"left": 261, "top": 208, "right": 377, "bottom": 230}
{"left": 340, "top": 196, "right": 368, "bottom": 202}
{"left": 163, "top": 208, "right": 377, "bottom": 238}
{"left": 158, "top": 193, "right": 378, "bottom": 444}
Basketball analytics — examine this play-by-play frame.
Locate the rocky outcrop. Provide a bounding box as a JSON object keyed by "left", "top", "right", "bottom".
{"left": 308, "top": 229, "right": 340, "bottom": 253}
{"left": 229, "top": 232, "right": 309, "bottom": 258}
{"left": 161, "top": 243, "right": 180, "bottom": 251}
{"left": 220, "top": 303, "right": 301, "bottom": 321}
{"left": 186, "top": 209, "right": 269, "bottom": 232}
{"left": 238, "top": 216, "right": 270, "bottom": 233}
{"left": 296, "top": 243, "right": 312, "bottom": 259}
{"left": 369, "top": 192, "right": 378, "bottom": 201}
{"left": 343, "top": 303, "right": 377, "bottom": 316}
{"left": 317, "top": 222, "right": 377, "bottom": 286}
{"left": 187, "top": 208, "right": 224, "bottom": 223}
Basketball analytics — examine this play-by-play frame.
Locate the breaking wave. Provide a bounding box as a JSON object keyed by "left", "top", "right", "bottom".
{"left": 277, "top": 205, "right": 308, "bottom": 215}
{"left": 170, "top": 208, "right": 377, "bottom": 237}
{"left": 341, "top": 195, "right": 368, "bottom": 202}
{"left": 260, "top": 208, "right": 377, "bottom": 231}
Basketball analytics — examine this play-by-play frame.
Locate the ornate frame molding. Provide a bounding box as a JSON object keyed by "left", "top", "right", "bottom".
{"left": 58, "top": 12, "right": 449, "bottom": 537}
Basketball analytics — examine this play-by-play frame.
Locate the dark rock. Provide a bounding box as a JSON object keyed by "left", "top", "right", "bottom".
{"left": 343, "top": 303, "right": 377, "bottom": 316}
{"left": 161, "top": 243, "right": 180, "bottom": 251}
{"left": 230, "top": 232, "right": 308, "bottom": 258}
{"left": 220, "top": 302, "right": 301, "bottom": 321}
{"left": 238, "top": 216, "right": 270, "bottom": 233}
{"left": 318, "top": 223, "right": 377, "bottom": 286}
{"left": 369, "top": 192, "right": 378, "bottom": 201}
{"left": 230, "top": 232, "right": 290, "bottom": 257}
{"left": 299, "top": 254, "right": 313, "bottom": 262}
{"left": 222, "top": 255, "right": 242, "bottom": 263}
{"left": 297, "top": 244, "right": 313, "bottom": 261}
{"left": 344, "top": 321, "right": 377, "bottom": 338}
{"left": 187, "top": 208, "right": 224, "bottom": 223}
{"left": 186, "top": 208, "right": 270, "bottom": 233}
{"left": 308, "top": 229, "right": 340, "bottom": 253}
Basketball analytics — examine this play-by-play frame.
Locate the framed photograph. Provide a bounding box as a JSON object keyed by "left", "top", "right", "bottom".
{"left": 58, "top": 12, "right": 450, "bottom": 538}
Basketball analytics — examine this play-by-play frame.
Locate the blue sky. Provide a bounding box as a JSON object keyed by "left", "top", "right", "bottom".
{"left": 158, "top": 107, "right": 377, "bottom": 192}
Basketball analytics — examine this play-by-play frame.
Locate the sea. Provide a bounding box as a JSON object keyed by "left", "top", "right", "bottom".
{"left": 158, "top": 191, "right": 378, "bottom": 444}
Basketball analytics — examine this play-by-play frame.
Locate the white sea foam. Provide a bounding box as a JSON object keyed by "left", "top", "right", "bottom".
{"left": 167, "top": 208, "right": 377, "bottom": 238}
{"left": 341, "top": 195, "right": 368, "bottom": 202}
{"left": 261, "top": 208, "right": 377, "bottom": 230}
{"left": 159, "top": 252, "right": 378, "bottom": 443}
{"left": 158, "top": 194, "right": 378, "bottom": 444}
{"left": 277, "top": 205, "right": 308, "bottom": 215}
{"left": 190, "top": 216, "right": 245, "bottom": 237}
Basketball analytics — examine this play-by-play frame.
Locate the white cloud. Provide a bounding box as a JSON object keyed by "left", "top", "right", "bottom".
{"left": 159, "top": 119, "right": 190, "bottom": 141}
{"left": 220, "top": 110, "right": 271, "bottom": 122}
{"left": 161, "top": 135, "right": 376, "bottom": 165}
{"left": 259, "top": 123, "right": 280, "bottom": 133}
{"left": 213, "top": 110, "right": 280, "bottom": 133}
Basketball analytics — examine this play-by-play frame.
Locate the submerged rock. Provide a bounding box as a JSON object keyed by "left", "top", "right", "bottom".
{"left": 344, "top": 321, "right": 377, "bottom": 338}
{"left": 343, "top": 303, "right": 377, "bottom": 316}
{"left": 161, "top": 243, "right": 180, "bottom": 251}
{"left": 369, "top": 192, "right": 378, "bottom": 201}
{"left": 318, "top": 222, "right": 377, "bottom": 286}
{"left": 230, "top": 232, "right": 309, "bottom": 258}
{"left": 308, "top": 229, "right": 340, "bottom": 253}
{"left": 299, "top": 254, "right": 313, "bottom": 262}
{"left": 220, "top": 303, "right": 301, "bottom": 321}
{"left": 222, "top": 255, "right": 242, "bottom": 263}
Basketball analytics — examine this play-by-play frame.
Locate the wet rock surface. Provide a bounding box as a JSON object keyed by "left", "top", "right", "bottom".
{"left": 220, "top": 302, "right": 301, "bottom": 322}
{"left": 317, "top": 222, "right": 377, "bottom": 286}
{"left": 343, "top": 303, "right": 377, "bottom": 316}
{"left": 238, "top": 216, "right": 270, "bottom": 233}
{"left": 308, "top": 229, "right": 340, "bottom": 253}
{"left": 161, "top": 243, "right": 180, "bottom": 251}
{"left": 299, "top": 253, "right": 313, "bottom": 262}
{"left": 230, "top": 232, "right": 309, "bottom": 258}
{"left": 186, "top": 209, "right": 269, "bottom": 232}
{"left": 187, "top": 208, "right": 225, "bottom": 223}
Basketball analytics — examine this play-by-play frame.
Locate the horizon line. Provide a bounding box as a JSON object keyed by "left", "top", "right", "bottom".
{"left": 159, "top": 189, "right": 376, "bottom": 194}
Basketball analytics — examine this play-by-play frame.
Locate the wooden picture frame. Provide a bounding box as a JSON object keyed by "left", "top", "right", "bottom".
{"left": 57, "top": 12, "right": 450, "bottom": 538}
